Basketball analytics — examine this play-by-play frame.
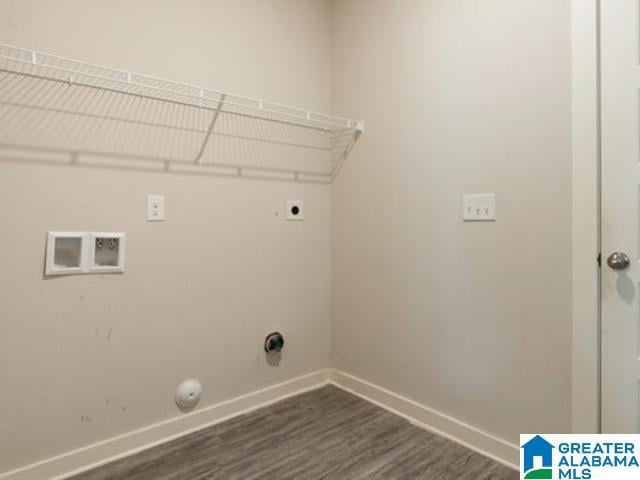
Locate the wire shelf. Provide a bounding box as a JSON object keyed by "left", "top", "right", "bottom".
{"left": 0, "top": 44, "right": 363, "bottom": 182}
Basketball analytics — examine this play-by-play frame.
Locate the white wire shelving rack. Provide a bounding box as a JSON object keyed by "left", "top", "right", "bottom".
{"left": 0, "top": 44, "right": 363, "bottom": 182}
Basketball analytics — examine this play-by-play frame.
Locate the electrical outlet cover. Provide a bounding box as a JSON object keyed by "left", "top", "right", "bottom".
{"left": 147, "top": 195, "right": 165, "bottom": 221}
{"left": 286, "top": 200, "right": 304, "bottom": 221}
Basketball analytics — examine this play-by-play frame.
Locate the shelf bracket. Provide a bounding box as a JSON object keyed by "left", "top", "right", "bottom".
{"left": 331, "top": 129, "right": 361, "bottom": 180}
{"left": 194, "top": 93, "right": 226, "bottom": 165}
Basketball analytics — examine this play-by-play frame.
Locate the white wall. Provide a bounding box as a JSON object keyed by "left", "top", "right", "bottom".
{"left": 331, "top": 0, "right": 572, "bottom": 445}
{"left": 0, "top": 0, "right": 332, "bottom": 473}
{"left": 0, "top": 0, "right": 576, "bottom": 473}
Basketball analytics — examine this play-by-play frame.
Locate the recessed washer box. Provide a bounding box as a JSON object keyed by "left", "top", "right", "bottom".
{"left": 90, "top": 233, "right": 126, "bottom": 273}
{"left": 45, "top": 231, "right": 126, "bottom": 276}
{"left": 45, "top": 232, "right": 90, "bottom": 276}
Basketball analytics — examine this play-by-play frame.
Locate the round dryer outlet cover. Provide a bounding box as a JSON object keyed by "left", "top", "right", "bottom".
{"left": 175, "top": 379, "right": 203, "bottom": 411}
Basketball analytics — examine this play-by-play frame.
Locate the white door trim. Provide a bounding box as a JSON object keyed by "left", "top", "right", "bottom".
{"left": 571, "top": 0, "right": 600, "bottom": 433}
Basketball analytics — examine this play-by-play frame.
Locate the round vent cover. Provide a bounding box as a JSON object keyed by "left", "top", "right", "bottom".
{"left": 175, "top": 379, "right": 203, "bottom": 411}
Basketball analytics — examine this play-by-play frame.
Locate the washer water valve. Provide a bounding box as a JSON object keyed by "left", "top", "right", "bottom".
{"left": 264, "top": 332, "right": 285, "bottom": 353}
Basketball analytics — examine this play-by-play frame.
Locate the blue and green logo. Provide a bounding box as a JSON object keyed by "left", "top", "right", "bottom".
{"left": 521, "top": 435, "right": 554, "bottom": 479}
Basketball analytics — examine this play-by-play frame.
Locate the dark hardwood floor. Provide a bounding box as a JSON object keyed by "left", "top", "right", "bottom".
{"left": 69, "top": 385, "right": 518, "bottom": 480}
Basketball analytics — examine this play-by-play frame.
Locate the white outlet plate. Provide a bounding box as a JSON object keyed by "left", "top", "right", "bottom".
{"left": 286, "top": 200, "right": 304, "bottom": 221}
{"left": 463, "top": 194, "right": 496, "bottom": 221}
{"left": 147, "top": 195, "right": 165, "bottom": 221}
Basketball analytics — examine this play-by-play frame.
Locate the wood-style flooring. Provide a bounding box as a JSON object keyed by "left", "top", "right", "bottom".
{"left": 70, "top": 385, "right": 518, "bottom": 480}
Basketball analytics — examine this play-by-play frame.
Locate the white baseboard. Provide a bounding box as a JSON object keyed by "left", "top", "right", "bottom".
{"left": 2, "top": 368, "right": 519, "bottom": 479}
{"left": 0, "top": 370, "right": 330, "bottom": 480}
{"left": 328, "top": 369, "right": 519, "bottom": 470}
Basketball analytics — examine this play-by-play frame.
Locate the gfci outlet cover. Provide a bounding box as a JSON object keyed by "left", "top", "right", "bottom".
{"left": 175, "top": 379, "right": 202, "bottom": 411}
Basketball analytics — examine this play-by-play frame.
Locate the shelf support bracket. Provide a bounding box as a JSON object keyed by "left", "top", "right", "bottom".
{"left": 194, "top": 94, "right": 226, "bottom": 165}
{"left": 331, "top": 130, "right": 361, "bottom": 180}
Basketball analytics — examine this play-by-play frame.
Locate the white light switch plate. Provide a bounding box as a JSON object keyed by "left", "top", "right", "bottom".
{"left": 463, "top": 194, "right": 496, "bottom": 221}
{"left": 147, "top": 195, "right": 165, "bottom": 221}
